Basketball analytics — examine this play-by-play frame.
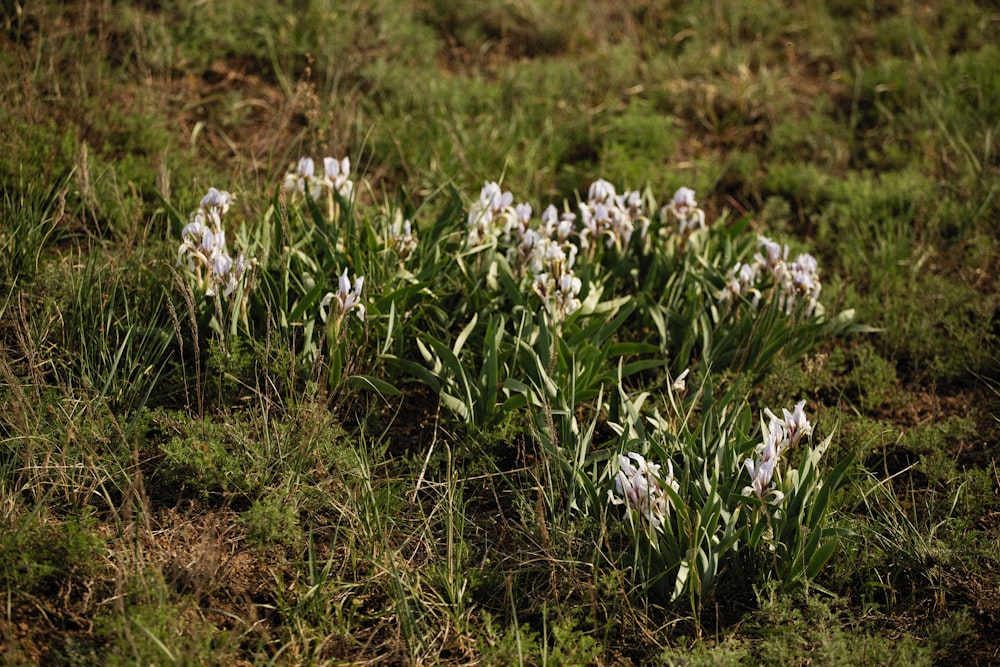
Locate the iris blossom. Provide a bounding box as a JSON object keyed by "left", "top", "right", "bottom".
{"left": 322, "top": 269, "right": 366, "bottom": 322}
{"left": 608, "top": 452, "right": 680, "bottom": 533}
{"left": 741, "top": 401, "right": 813, "bottom": 505}
{"left": 283, "top": 155, "right": 354, "bottom": 204}
{"left": 663, "top": 186, "right": 706, "bottom": 236}
{"left": 177, "top": 188, "right": 251, "bottom": 298}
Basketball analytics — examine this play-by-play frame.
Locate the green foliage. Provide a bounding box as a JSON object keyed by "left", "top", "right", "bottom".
{"left": 241, "top": 493, "right": 301, "bottom": 548}
{"left": 0, "top": 172, "right": 71, "bottom": 285}
{"left": 95, "top": 569, "right": 227, "bottom": 666}
{"left": 847, "top": 342, "right": 899, "bottom": 412}
{"left": 152, "top": 403, "right": 355, "bottom": 503}
{"left": 477, "top": 610, "right": 603, "bottom": 667}
{"left": 602, "top": 98, "right": 681, "bottom": 187}
{"left": 744, "top": 595, "right": 937, "bottom": 666}
{"left": 605, "top": 382, "right": 853, "bottom": 610}
{"left": 0, "top": 510, "right": 106, "bottom": 595}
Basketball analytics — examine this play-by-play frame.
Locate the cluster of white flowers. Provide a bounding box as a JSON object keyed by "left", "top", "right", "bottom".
{"left": 511, "top": 208, "right": 583, "bottom": 322}
{"left": 504, "top": 204, "right": 571, "bottom": 274}
{"left": 720, "top": 236, "right": 822, "bottom": 316}
{"left": 608, "top": 452, "right": 680, "bottom": 533}
{"left": 741, "top": 400, "right": 812, "bottom": 504}
{"left": 388, "top": 214, "right": 418, "bottom": 260}
{"left": 467, "top": 178, "right": 651, "bottom": 257}
{"left": 465, "top": 182, "right": 585, "bottom": 323}
{"left": 578, "top": 179, "right": 649, "bottom": 252}
{"left": 282, "top": 156, "right": 354, "bottom": 201}
{"left": 531, "top": 248, "right": 583, "bottom": 324}
{"left": 661, "top": 186, "right": 706, "bottom": 236}
{"left": 720, "top": 261, "right": 763, "bottom": 309}
{"left": 466, "top": 181, "right": 520, "bottom": 247}
{"left": 177, "top": 188, "right": 253, "bottom": 298}
{"left": 321, "top": 268, "right": 366, "bottom": 323}
{"left": 465, "top": 180, "right": 712, "bottom": 323}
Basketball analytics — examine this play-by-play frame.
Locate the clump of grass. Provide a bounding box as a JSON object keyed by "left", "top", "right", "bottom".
{"left": 95, "top": 568, "right": 230, "bottom": 666}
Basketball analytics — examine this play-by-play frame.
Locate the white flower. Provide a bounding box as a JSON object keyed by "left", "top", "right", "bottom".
{"left": 282, "top": 157, "right": 314, "bottom": 195}
{"left": 223, "top": 254, "right": 248, "bottom": 297}
{"left": 297, "top": 156, "right": 315, "bottom": 178}
{"left": 720, "top": 238, "right": 823, "bottom": 316}
{"left": 467, "top": 181, "right": 517, "bottom": 246}
{"left": 177, "top": 187, "right": 254, "bottom": 300}
{"left": 662, "top": 186, "right": 706, "bottom": 235}
{"left": 200, "top": 224, "right": 223, "bottom": 257}
{"left": 515, "top": 202, "right": 532, "bottom": 225}
{"left": 765, "top": 400, "right": 812, "bottom": 450}
{"left": 787, "top": 253, "right": 822, "bottom": 316}
{"left": 741, "top": 401, "right": 812, "bottom": 505}
{"left": 531, "top": 261, "right": 582, "bottom": 323}
{"left": 608, "top": 452, "right": 680, "bottom": 532}
{"left": 742, "top": 451, "right": 782, "bottom": 503}
{"left": 322, "top": 269, "right": 366, "bottom": 321}
{"left": 742, "top": 427, "right": 786, "bottom": 503}
{"left": 575, "top": 179, "right": 646, "bottom": 252}
{"left": 200, "top": 187, "right": 233, "bottom": 215}
{"left": 673, "top": 186, "right": 697, "bottom": 210}
{"left": 756, "top": 236, "right": 789, "bottom": 275}
{"left": 556, "top": 213, "right": 575, "bottom": 241}
{"left": 213, "top": 252, "right": 233, "bottom": 282}
{"left": 323, "top": 156, "right": 354, "bottom": 199}
{"left": 389, "top": 217, "right": 417, "bottom": 259}
{"left": 178, "top": 206, "right": 224, "bottom": 271}
{"left": 179, "top": 218, "right": 239, "bottom": 297}
{"left": 719, "top": 261, "right": 762, "bottom": 307}
{"left": 588, "top": 178, "right": 617, "bottom": 203}
{"left": 672, "top": 368, "right": 690, "bottom": 394}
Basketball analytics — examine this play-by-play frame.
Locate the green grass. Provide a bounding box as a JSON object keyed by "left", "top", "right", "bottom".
{"left": 1, "top": 1, "right": 999, "bottom": 664}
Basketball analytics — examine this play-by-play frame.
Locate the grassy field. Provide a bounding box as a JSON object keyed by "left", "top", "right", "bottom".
{"left": 1, "top": 1, "right": 999, "bottom": 664}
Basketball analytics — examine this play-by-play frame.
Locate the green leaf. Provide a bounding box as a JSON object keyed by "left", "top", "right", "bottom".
{"left": 346, "top": 374, "right": 400, "bottom": 396}
{"left": 453, "top": 313, "right": 479, "bottom": 357}
{"left": 387, "top": 356, "right": 442, "bottom": 393}
{"left": 288, "top": 280, "right": 328, "bottom": 323}
{"left": 806, "top": 534, "right": 839, "bottom": 580}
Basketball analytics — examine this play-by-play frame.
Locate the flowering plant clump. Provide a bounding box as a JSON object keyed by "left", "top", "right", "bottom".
{"left": 577, "top": 178, "right": 649, "bottom": 253}
{"left": 506, "top": 204, "right": 577, "bottom": 278}
{"left": 603, "top": 385, "right": 851, "bottom": 608}
{"left": 531, "top": 250, "right": 583, "bottom": 325}
{"left": 465, "top": 177, "right": 651, "bottom": 268}
{"left": 177, "top": 187, "right": 254, "bottom": 299}
{"left": 466, "top": 181, "right": 519, "bottom": 247}
{"left": 608, "top": 452, "right": 680, "bottom": 533}
{"left": 720, "top": 235, "right": 823, "bottom": 316}
{"left": 462, "top": 178, "right": 650, "bottom": 326}
{"left": 740, "top": 400, "right": 813, "bottom": 505}
{"left": 661, "top": 186, "right": 706, "bottom": 237}
{"left": 161, "top": 157, "right": 857, "bottom": 616}
{"left": 282, "top": 156, "right": 354, "bottom": 201}
{"left": 282, "top": 155, "right": 355, "bottom": 224}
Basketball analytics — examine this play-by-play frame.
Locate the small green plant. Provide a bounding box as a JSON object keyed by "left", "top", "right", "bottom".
{"left": 241, "top": 492, "right": 301, "bottom": 548}
{"left": 477, "top": 609, "right": 603, "bottom": 667}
